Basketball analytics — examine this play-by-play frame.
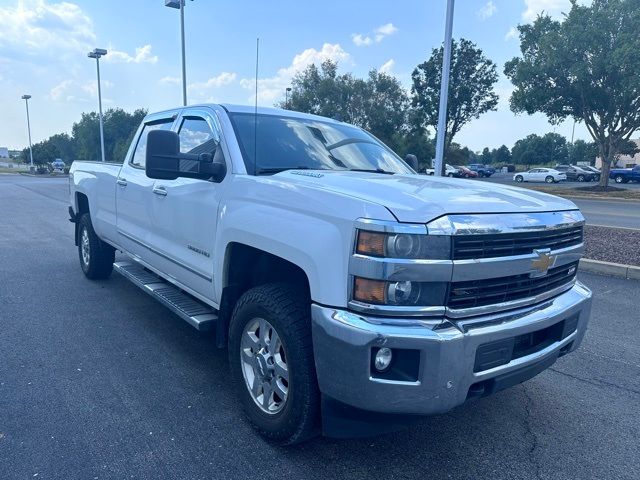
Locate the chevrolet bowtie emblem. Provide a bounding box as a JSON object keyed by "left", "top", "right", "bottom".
{"left": 531, "top": 249, "right": 555, "bottom": 277}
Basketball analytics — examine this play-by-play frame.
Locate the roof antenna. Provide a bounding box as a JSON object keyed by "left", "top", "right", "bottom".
{"left": 253, "top": 37, "right": 259, "bottom": 175}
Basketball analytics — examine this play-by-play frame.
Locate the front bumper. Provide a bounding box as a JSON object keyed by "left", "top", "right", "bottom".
{"left": 311, "top": 281, "right": 592, "bottom": 415}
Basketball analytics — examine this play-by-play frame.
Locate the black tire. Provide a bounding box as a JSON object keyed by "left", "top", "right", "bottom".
{"left": 515, "top": 175, "right": 524, "bottom": 183}
{"left": 447, "top": 172, "right": 454, "bottom": 177}
{"left": 77, "top": 213, "right": 115, "bottom": 279}
{"left": 428, "top": 172, "right": 434, "bottom": 176}
{"left": 577, "top": 175, "right": 585, "bottom": 182}
{"left": 478, "top": 172, "right": 484, "bottom": 178}
{"left": 545, "top": 176, "right": 555, "bottom": 183}
{"left": 228, "top": 283, "right": 320, "bottom": 445}
{"left": 614, "top": 175, "right": 625, "bottom": 184}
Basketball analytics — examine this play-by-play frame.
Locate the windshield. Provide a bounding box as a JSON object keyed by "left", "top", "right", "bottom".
{"left": 228, "top": 113, "right": 413, "bottom": 175}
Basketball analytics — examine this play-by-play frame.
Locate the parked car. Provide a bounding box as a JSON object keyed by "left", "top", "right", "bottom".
{"left": 514, "top": 168, "right": 567, "bottom": 183}
{"left": 51, "top": 159, "right": 65, "bottom": 171}
{"left": 610, "top": 165, "right": 640, "bottom": 183}
{"left": 425, "top": 163, "right": 459, "bottom": 177}
{"left": 468, "top": 164, "right": 496, "bottom": 177}
{"left": 69, "top": 104, "right": 592, "bottom": 443}
{"left": 456, "top": 165, "right": 479, "bottom": 178}
{"left": 581, "top": 166, "right": 601, "bottom": 181}
{"left": 553, "top": 165, "right": 596, "bottom": 182}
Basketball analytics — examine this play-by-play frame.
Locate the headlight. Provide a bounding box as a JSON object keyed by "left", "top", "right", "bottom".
{"left": 353, "top": 277, "right": 447, "bottom": 306}
{"left": 355, "top": 230, "right": 450, "bottom": 259}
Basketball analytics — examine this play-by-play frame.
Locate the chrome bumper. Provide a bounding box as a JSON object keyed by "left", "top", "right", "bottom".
{"left": 311, "top": 281, "right": 592, "bottom": 415}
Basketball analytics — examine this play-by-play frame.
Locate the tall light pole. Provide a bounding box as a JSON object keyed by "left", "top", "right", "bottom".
{"left": 434, "top": 0, "right": 455, "bottom": 177}
{"left": 21, "top": 95, "right": 34, "bottom": 172}
{"left": 88, "top": 48, "right": 108, "bottom": 162}
{"left": 165, "top": 0, "right": 189, "bottom": 106}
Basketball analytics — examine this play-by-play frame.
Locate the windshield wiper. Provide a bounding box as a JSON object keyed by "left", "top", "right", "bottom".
{"left": 348, "top": 168, "right": 395, "bottom": 175}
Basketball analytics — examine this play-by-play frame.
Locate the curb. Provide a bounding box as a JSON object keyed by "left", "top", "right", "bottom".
{"left": 563, "top": 195, "right": 640, "bottom": 203}
{"left": 579, "top": 258, "right": 640, "bottom": 280}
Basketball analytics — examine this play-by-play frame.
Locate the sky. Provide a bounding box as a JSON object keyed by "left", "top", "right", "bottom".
{"left": 0, "top": 0, "right": 594, "bottom": 152}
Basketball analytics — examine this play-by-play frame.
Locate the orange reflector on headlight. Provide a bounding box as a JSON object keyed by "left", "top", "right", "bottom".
{"left": 354, "top": 277, "right": 386, "bottom": 304}
{"left": 356, "top": 231, "right": 386, "bottom": 256}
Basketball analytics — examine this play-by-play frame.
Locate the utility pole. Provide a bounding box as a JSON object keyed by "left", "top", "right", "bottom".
{"left": 434, "top": 0, "right": 455, "bottom": 177}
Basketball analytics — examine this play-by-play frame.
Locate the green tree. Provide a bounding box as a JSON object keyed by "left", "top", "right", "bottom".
{"left": 504, "top": 0, "right": 640, "bottom": 187}
{"left": 411, "top": 38, "right": 499, "bottom": 173}
{"left": 480, "top": 147, "right": 492, "bottom": 164}
{"left": 493, "top": 145, "right": 512, "bottom": 165}
{"left": 511, "top": 133, "right": 568, "bottom": 166}
{"left": 47, "top": 133, "right": 75, "bottom": 164}
{"left": 22, "top": 140, "right": 61, "bottom": 166}
{"left": 72, "top": 108, "right": 146, "bottom": 162}
{"left": 281, "top": 60, "right": 409, "bottom": 151}
{"left": 568, "top": 139, "right": 598, "bottom": 165}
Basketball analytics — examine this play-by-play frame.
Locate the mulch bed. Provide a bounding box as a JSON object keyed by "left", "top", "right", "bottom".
{"left": 583, "top": 225, "right": 640, "bottom": 266}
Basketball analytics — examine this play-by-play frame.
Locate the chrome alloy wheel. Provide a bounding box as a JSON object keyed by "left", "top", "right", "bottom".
{"left": 81, "top": 227, "right": 90, "bottom": 267}
{"left": 240, "top": 318, "right": 289, "bottom": 414}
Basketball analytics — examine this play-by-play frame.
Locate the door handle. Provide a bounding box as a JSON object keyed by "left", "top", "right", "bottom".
{"left": 153, "top": 186, "right": 167, "bottom": 196}
{"left": 116, "top": 178, "right": 127, "bottom": 186}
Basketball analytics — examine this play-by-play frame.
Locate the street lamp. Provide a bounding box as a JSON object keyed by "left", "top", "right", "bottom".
{"left": 285, "top": 87, "right": 292, "bottom": 109}
{"left": 165, "top": 0, "right": 190, "bottom": 106}
{"left": 434, "top": 0, "right": 455, "bottom": 177}
{"left": 21, "top": 94, "right": 34, "bottom": 172}
{"left": 88, "top": 48, "right": 108, "bottom": 162}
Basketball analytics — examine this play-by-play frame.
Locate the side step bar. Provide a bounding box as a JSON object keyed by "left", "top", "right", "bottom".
{"left": 113, "top": 261, "right": 217, "bottom": 331}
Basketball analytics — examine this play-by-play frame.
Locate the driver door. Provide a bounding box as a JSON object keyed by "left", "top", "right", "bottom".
{"left": 147, "top": 108, "right": 228, "bottom": 303}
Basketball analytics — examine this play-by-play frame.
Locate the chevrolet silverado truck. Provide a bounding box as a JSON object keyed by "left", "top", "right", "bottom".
{"left": 610, "top": 165, "right": 640, "bottom": 183}
{"left": 69, "top": 104, "right": 592, "bottom": 444}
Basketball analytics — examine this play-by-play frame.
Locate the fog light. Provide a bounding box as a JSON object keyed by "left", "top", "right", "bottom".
{"left": 374, "top": 347, "right": 393, "bottom": 371}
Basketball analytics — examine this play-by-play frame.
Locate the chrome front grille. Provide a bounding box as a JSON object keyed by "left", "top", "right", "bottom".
{"left": 452, "top": 226, "right": 583, "bottom": 260}
{"left": 447, "top": 262, "right": 579, "bottom": 309}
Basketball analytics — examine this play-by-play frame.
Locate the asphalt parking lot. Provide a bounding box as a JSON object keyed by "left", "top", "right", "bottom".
{"left": 1, "top": 175, "right": 639, "bottom": 480}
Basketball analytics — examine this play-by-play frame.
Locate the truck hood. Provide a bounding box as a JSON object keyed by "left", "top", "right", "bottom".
{"left": 274, "top": 171, "right": 578, "bottom": 223}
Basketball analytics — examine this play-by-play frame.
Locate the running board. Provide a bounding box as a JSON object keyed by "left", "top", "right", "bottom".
{"left": 113, "top": 261, "right": 217, "bottom": 331}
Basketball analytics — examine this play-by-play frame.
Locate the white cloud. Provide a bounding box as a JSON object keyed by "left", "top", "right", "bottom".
{"left": 505, "top": 27, "right": 519, "bottom": 41}
{"left": 159, "top": 76, "right": 181, "bottom": 86}
{"left": 49, "top": 78, "right": 113, "bottom": 102}
{"left": 351, "top": 34, "right": 372, "bottom": 47}
{"left": 374, "top": 23, "right": 398, "bottom": 43}
{"left": 379, "top": 59, "right": 395, "bottom": 74}
{"left": 478, "top": 1, "right": 497, "bottom": 20}
{"left": 522, "top": 0, "right": 591, "bottom": 22}
{"left": 186, "top": 72, "right": 237, "bottom": 102}
{"left": 105, "top": 44, "right": 158, "bottom": 64}
{"left": 0, "top": 0, "right": 95, "bottom": 58}
{"left": 240, "top": 43, "right": 351, "bottom": 104}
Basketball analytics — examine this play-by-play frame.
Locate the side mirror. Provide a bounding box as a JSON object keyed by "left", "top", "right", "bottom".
{"left": 404, "top": 154, "right": 419, "bottom": 171}
{"left": 145, "top": 129, "right": 226, "bottom": 182}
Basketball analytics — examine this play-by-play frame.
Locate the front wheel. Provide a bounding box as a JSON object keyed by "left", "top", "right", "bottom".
{"left": 515, "top": 175, "right": 524, "bottom": 183}
{"left": 545, "top": 176, "right": 555, "bottom": 183}
{"left": 77, "top": 214, "right": 114, "bottom": 279}
{"left": 229, "top": 283, "right": 320, "bottom": 445}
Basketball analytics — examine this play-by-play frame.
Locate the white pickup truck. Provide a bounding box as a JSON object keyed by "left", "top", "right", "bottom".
{"left": 69, "top": 104, "right": 592, "bottom": 444}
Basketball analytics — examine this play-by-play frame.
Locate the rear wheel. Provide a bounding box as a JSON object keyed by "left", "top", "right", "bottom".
{"left": 577, "top": 175, "right": 585, "bottom": 182}
{"left": 77, "top": 214, "right": 114, "bottom": 279}
{"left": 515, "top": 175, "right": 524, "bottom": 183}
{"left": 615, "top": 175, "right": 625, "bottom": 184}
{"left": 545, "top": 176, "right": 555, "bottom": 183}
{"left": 229, "top": 283, "right": 320, "bottom": 444}
{"left": 447, "top": 172, "right": 454, "bottom": 177}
